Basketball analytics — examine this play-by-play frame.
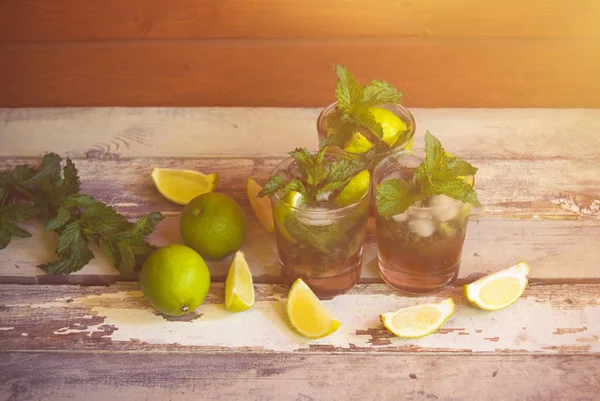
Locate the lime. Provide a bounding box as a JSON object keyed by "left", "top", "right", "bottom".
{"left": 380, "top": 298, "right": 455, "bottom": 339}
{"left": 140, "top": 244, "right": 211, "bottom": 316}
{"left": 286, "top": 278, "right": 340, "bottom": 339}
{"left": 225, "top": 250, "right": 255, "bottom": 312}
{"left": 180, "top": 192, "right": 247, "bottom": 260}
{"left": 334, "top": 169, "right": 370, "bottom": 207}
{"left": 247, "top": 178, "right": 274, "bottom": 232}
{"left": 464, "top": 262, "right": 530, "bottom": 311}
{"left": 151, "top": 168, "right": 218, "bottom": 205}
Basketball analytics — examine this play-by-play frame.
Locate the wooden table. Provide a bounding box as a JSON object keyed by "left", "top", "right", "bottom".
{"left": 1, "top": 107, "right": 599, "bottom": 400}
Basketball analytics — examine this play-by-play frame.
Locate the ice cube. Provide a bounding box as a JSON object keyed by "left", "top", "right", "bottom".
{"left": 392, "top": 212, "right": 409, "bottom": 222}
{"left": 409, "top": 219, "right": 435, "bottom": 238}
{"left": 398, "top": 155, "right": 423, "bottom": 169}
{"left": 408, "top": 207, "right": 433, "bottom": 220}
{"left": 429, "top": 195, "right": 461, "bottom": 222}
{"left": 296, "top": 205, "right": 335, "bottom": 226}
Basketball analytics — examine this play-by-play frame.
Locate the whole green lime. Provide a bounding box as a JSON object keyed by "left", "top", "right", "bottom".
{"left": 140, "top": 244, "right": 211, "bottom": 316}
{"left": 180, "top": 192, "right": 247, "bottom": 260}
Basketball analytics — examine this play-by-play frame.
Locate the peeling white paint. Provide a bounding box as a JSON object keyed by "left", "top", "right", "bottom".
{"left": 0, "top": 327, "right": 15, "bottom": 331}
{"left": 21, "top": 333, "right": 28, "bottom": 336}
{"left": 552, "top": 196, "right": 600, "bottom": 217}
{"left": 28, "top": 289, "right": 600, "bottom": 353}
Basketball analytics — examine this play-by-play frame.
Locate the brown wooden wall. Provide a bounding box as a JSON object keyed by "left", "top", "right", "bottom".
{"left": 1, "top": 0, "right": 599, "bottom": 108}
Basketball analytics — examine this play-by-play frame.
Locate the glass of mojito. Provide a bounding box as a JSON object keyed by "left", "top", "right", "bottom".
{"left": 258, "top": 148, "right": 371, "bottom": 299}
{"left": 316, "top": 66, "right": 416, "bottom": 174}
{"left": 373, "top": 132, "right": 480, "bottom": 295}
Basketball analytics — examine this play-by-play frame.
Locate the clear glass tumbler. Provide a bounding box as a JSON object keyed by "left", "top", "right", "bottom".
{"left": 373, "top": 149, "right": 473, "bottom": 295}
{"left": 269, "top": 151, "right": 371, "bottom": 299}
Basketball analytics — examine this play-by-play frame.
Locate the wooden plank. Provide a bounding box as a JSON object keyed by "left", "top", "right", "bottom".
{"left": 2, "top": 107, "right": 600, "bottom": 159}
{"left": 1, "top": 40, "right": 599, "bottom": 108}
{"left": 2, "top": 0, "right": 599, "bottom": 42}
{"left": 2, "top": 217, "right": 600, "bottom": 282}
{"left": 1, "top": 283, "right": 599, "bottom": 353}
{"left": 1, "top": 352, "right": 599, "bottom": 401}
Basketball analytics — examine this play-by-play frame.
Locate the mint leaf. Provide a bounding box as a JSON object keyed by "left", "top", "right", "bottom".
{"left": 39, "top": 221, "right": 94, "bottom": 275}
{"left": 376, "top": 179, "right": 424, "bottom": 217}
{"left": 60, "top": 158, "right": 81, "bottom": 196}
{"left": 1, "top": 203, "right": 38, "bottom": 222}
{"left": 117, "top": 241, "right": 136, "bottom": 279}
{"left": 258, "top": 175, "right": 286, "bottom": 198}
{"left": 363, "top": 80, "right": 403, "bottom": 105}
{"left": 335, "top": 65, "right": 363, "bottom": 113}
{"left": 81, "top": 203, "right": 130, "bottom": 237}
{"left": 445, "top": 157, "right": 479, "bottom": 178}
{"left": 44, "top": 206, "right": 71, "bottom": 230}
{"left": 431, "top": 179, "right": 481, "bottom": 207}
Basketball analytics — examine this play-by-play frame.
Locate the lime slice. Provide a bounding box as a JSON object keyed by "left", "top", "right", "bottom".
{"left": 334, "top": 169, "right": 370, "bottom": 207}
{"left": 225, "top": 250, "right": 255, "bottom": 312}
{"left": 464, "top": 262, "right": 530, "bottom": 311}
{"left": 368, "top": 107, "right": 407, "bottom": 148}
{"left": 247, "top": 178, "right": 274, "bottom": 233}
{"left": 151, "top": 168, "right": 218, "bottom": 205}
{"left": 286, "top": 278, "right": 341, "bottom": 339}
{"left": 273, "top": 191, "right": 303, "bottom": 243}
{"left": 380, "top": 298, "right": 455, "bottom": 338}
{"left": 344, "top": 132, "right": 374, "bottom": 154}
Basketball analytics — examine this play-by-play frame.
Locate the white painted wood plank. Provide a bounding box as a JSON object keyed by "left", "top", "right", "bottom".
{"left": 1, "top": 283, "right": 598, "bottom": 354}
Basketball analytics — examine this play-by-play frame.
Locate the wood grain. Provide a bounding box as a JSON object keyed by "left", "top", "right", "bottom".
{"left": 1, "top": 283, "right": 599, "bottom": 354}
{"left": 1, "top": 352, "right": 599, "bottom": 401}
{"left": 2, "top": 107, "right": 600, "bottom": 159}
{"left": 1, "top": 39, "right": 599, "bottom": 108}
{"left": 2, "top": 0, "right": 599, "bottom": 42}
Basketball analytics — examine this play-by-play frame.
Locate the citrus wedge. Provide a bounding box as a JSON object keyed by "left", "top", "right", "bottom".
{"left": 273, "top": 191, "right": 303, "bottom": 243}
{"left": 464, "top": 262, "right": 530, "bottom": 311}
{"left": 369, "top": 107, "right": 407, "bottom": 148}
{"left": 286, "top": 278, "right": 341, "bottom": 339}
{"left": 334, "top": 169, "right": 370, "bottom": 207}
{"left": 225, "top": 250, "right": 255, "bottom": 312}
{"left": 151, "top": 168, "right": 217, "bottom": 205}
{"left": 380, "top": 298, "right": 455, "bottom": 339}
{"left": 247, "top": 178, "right": 274, "bottom": 232}
{"left": 344, "top": 132, "right": 374, "bottom": 154}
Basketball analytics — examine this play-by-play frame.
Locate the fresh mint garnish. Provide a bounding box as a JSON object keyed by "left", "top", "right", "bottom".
{"left": 0, "top": 153, "right": 164, "bottom": 276}
{"left": 258, "top": 147, "right": 365, "bottom": 203}
{"left": 376, "top": 132, "right": 481, "bottom": 218}
{"left": 321, "top": 65, "right": 405, "bottom": 150}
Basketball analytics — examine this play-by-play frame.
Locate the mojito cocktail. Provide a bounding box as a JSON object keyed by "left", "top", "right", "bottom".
{"left": 259, "top": 148, "right": 370, "bottom": 299}
{"left": 374, "top": 132, "right": 480, "bottom": 295}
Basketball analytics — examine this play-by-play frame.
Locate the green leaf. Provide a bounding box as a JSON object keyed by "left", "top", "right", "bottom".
{"left": 62, "top": 193, "right": 96, "bottom": 208}
{"left": 1, "top": 203, "right": 38, "bottom": 222}
{"left": 0, "top": 171, "right": 15, "bottom": 187}
{"left": 81, "top": 203, "right": 131, "bottom": 237}
{"left": 335, "top": 65, "right": 364, "bottom": 113}
{"left": 44, "top": 206, "right": 71, "bottom": 230}
{"left": 258, "top": 175, "right": 286, "bottom": 198}
{"left": 40, "top": 221, "right": 94, "bottom": 275}
{"left": 362, "top": 80, "right": 403, "bottom": 105}
{"left": 23, "top": 153, "right": 62, "bottom": 187}
{"left": 423, "top": 131, "right": 446, "bottom": 178}
{"left": 376, "top": 179, "right": 424, "bottom": 217}
{"left": 445, "top": 157, "right": 479, "bottom": 178}
{"left": 11, "top": 165, "right": 35, "bottom": 182}
{"left": 130, "top": 212, "right": 164, "bottom": 238}
{"left": 327, "top": 158, "right": 365, "bottom": 184}
{"left": 60, "top": 158, "right": 81, "bottom": 196}
{"left": 117, "top": 241, "right": 136, "bottom": 279}
{"left": 1, "top": 220, "right": 32, "bottom": 239}
{"left": 432, "top": 179, "right": 481, "bottom": 207}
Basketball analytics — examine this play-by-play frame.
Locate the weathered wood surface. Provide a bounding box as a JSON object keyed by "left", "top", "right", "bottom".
{"left": 1, "top": 108, "right": 599, "bottom": 283}
{"left": 1, "top": 283, "right": 598, "bottom": 354}
{"left": 3, "top": 0, "right": 599, "bottom": 41}
{"left": 2, "top": 40, "right": 600, "bottom": 108}
{"left": 2, "top": 352, "right": 599, "bottom": 401}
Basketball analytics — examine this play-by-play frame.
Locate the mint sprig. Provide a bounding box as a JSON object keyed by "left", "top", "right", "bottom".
{"left": 376, "top": 132, "right": 481, "bottom": 217}
{"left": 0, "top": 153, "right": 164, "bottom": 276}
{"left": 258, "top": 147, "right": 365, "bottom": 203}
{"left": 321, "top": 65, "right": 404, "bottom": 149}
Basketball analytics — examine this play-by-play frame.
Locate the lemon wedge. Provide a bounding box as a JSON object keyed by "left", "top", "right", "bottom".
{"left": 247, "top": 178, "right": 274, "bottom": 232}
{"left": 369, "top": 107, "right": 407, "bottom": 148}
{"left": 464, "top": 262, "right": 530, "bottom": 311}
{"left": 151, "top": 168, "right": 217, "bottom": 205}
{"left": 334, "top": 169, "right": 370, "bottom": 207}
{"left": 225, "top": 250, "right": 255, "bottom": 312}
{"left": 380, "top": 298, "right": 455, "bottom": 339}
{"left": 273, "top": 191, "right": 303, "bottom": 243}
{"left": 286, "top": 278, "right": 341, "bottom": 339}
{"left": 344, "top": 132, "right": 374, "bottom": 154}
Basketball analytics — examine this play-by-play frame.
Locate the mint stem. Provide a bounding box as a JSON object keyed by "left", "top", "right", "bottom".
{"left": 12, "top": 185, "right": 35, "bottom": 200}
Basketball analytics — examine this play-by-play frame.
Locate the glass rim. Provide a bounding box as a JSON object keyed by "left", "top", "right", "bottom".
{"left": 373, "top": 147, "right": 475, "bottom": 211}
{"left": 270, "top": 149, "right": 371, "bottom": 215}
{"left": 316, "top": 100, "right": 417, "bottom": 150}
